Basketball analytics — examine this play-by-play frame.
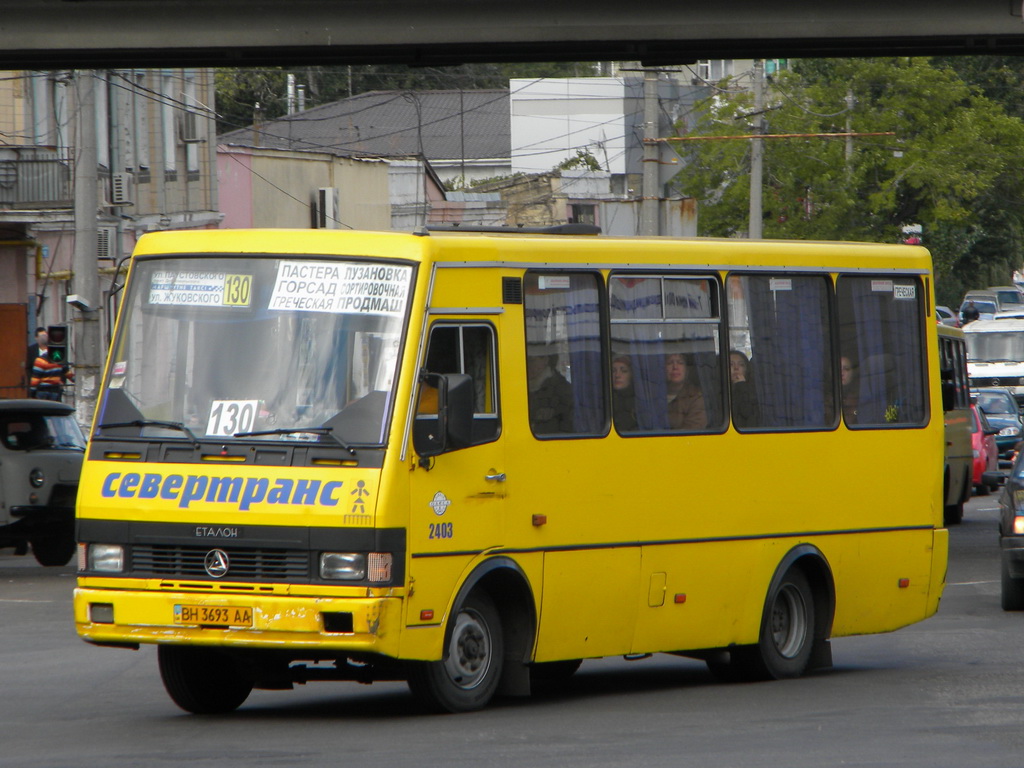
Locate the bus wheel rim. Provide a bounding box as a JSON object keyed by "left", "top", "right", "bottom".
{"left": 444, "top": 610, "right": 491, "bottom": 690}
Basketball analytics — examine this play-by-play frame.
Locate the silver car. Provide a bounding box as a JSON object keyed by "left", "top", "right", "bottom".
{"left": 0, "top": 400, "right": 85, "bottom": 565}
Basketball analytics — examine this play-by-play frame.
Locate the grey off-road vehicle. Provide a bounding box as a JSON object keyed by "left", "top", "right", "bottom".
{"left": 0, "top": 400, "right": 84, "bottom": 565}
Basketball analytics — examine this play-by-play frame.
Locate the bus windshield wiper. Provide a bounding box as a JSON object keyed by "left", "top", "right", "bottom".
{"left": 96, "top": 419, "right": 198, "bottom": 446}
{"left": 233, "top": 427, "right": 356, "bottom": 455}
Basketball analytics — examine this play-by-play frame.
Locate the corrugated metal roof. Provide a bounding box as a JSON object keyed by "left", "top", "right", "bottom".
{"left": 219, "top": 90, "right": 510, "bottom": 162}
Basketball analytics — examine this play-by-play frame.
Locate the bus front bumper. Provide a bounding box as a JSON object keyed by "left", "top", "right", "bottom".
{"left": 74, "top": 585, "right": 404, "bottom": 656}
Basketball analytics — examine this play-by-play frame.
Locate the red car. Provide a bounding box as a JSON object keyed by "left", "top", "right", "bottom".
{"left": 972, "top": 405, "right": 1000, "bottom": 495}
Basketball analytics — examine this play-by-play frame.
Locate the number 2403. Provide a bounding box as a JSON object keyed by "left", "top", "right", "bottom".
{"left": 429, "top": 522, "right": 453, "bottom": 539}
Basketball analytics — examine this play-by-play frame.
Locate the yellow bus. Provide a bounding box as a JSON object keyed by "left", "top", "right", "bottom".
{"left": 937, "top": 324, "right": 971, "bottom": 525}
{"left": 74, "top": 228, "right": 947, "bottom": 714}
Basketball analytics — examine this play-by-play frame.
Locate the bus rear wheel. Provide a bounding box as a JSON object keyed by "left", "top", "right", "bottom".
{"left": 710, "top": 569, "right": 815, "bottom": 682}
{"left": 751, "top": 568, "right": 814, "bottom": 679}
{"left": 158, "top": 645, "right": 253, "bottom": 714}
{"left": 407, "top": 591, "right": 504, "bottom": 713}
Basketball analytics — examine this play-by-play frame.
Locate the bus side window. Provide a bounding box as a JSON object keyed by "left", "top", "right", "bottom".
{"left": 836, "top": 276, "right": 927, "bottom": 427}
{"left": 609, "top": 274, "right": 725, "bottom": 433}
{"left": 726, "top": 273, "right": 834, "bottom": 430}
{"left": 524, "top": 272, "right": 607, "bottom": 438}
{"left": 417, "top": 323, "right": 500, "bottom": 446}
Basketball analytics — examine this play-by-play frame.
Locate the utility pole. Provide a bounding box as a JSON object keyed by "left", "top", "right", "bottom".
{"left": 72, "top": 70, "right": 101, "bottom": 427}
{"left": 640, "top": 67, "right": 660, "bottom": 236}
{"left": 748, "top": 59, "right": 764, "bottom": 240}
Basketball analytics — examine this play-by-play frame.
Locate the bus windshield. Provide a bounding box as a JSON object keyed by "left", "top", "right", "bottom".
{"left": 96, "top": 255, "right": 413, "bottom": 446}
{"left": 967, "top": 331, "right": 1024, "bottom": 363}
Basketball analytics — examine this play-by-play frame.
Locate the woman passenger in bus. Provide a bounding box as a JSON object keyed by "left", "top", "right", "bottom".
{"left": 665, "top": 352, "right": 708, "bottom": 430}
{"left": 611, "top": 356, "right": 638, "bottom": 431}
{"left": 840, "top": 355, "right": 859, "bottom": 424}
{"left": 729, "top": 350, "right": 760, "bottom": 428}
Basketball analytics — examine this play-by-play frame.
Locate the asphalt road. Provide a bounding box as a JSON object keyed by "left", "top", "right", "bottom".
{"left": 2, "top": 494, "right": 1022, "bottom": 768}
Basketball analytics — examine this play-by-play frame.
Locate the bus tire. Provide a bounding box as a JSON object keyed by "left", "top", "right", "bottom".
{"left": 158, "top": 645, "right": 253, "bottom": 714}
{"left": 944, "top": 501, "right": 964, "bottom": 526}
{"left": 407, "top": 591, "right": 503, "bottom": 713}
{"left": 1001, "top": 556, "right": 1024, "bottom": 611}
{"left": 743, "top": 568, "right": 815, "bottom": 680}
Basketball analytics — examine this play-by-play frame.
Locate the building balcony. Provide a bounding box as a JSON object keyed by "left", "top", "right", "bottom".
{"left": 0, "top": 147, "right": 72, "bottom": 209}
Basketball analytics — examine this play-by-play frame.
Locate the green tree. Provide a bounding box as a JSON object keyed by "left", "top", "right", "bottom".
{"left": 674, "top": 58, "right": 1024, "bottom": 306}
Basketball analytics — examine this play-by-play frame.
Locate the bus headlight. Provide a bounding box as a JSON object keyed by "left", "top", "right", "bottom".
{"left": 87, "top": 544, "right": 125, "bottom": 572}
{"left": 319, "top": 552, "right": 393, "bottom": 582}
{"left": 320, "top": 552, "right": 365, "bottom": 580}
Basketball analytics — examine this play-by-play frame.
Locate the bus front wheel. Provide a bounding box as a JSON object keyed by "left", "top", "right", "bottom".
{"left": 158, "top": 645, "right": 253, "bottom": 714}
{"left": 407, "top": 591, "right": 504, "bottom": 713}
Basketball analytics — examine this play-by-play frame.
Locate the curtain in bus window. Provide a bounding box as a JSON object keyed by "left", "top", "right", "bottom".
{"left": 524, "top": 273, "right": 606, "bottom": 436}
{"left": 839, "top": 277, "right": 926, "bottom": 427}
{"left": 745, "top": 275, "right": 833, "bottom": 428}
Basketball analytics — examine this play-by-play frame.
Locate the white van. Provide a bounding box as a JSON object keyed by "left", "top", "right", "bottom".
{"left": 964, "top": 318, "right": 1024, "bottom": 404}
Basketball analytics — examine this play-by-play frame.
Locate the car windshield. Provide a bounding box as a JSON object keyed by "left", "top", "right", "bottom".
{"left": 976, "top": 392, "right": 1017, "bottom": 415}
{"left": 96, "top": 255, "right": 414, "bottom": 446}
{"left": 966, "top": 331, "right": 1024, "bottom": 362}
{"left": 0, "top": 412, "right": 86, "bottom": 451}
{"left": 998, "top": 291, "right": 1023, "bottom": 305}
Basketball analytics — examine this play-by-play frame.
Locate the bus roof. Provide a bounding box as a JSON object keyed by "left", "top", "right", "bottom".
{"left": 131, "top": 229, "right": 933, "bottom": 273}
{"left": 964, "top": 318, "right": 1024, "bottom": 333}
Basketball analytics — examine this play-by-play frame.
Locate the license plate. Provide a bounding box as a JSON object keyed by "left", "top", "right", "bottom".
{"left": 174, "top": 604, "right": 253, "bottom": 627}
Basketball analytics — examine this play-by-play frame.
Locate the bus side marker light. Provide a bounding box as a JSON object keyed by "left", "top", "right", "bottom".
{"left": 532, "top": 514, "right": 547, "bottom": 527}
{"left": 674, "top": 594, "right": 687, "bottom": 604}
{"left": 898, "top": 578, "right": 910, "bottom": 589}
{"left": 420, "top": 610, "right": 434, "bottom": 621}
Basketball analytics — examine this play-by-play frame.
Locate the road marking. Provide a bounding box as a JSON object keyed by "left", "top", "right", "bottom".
{"left": 0, "top": 599, "right": 55, "bottom": 604}
{"left": 947, "top": 580, "right": 997, "bottom": 586}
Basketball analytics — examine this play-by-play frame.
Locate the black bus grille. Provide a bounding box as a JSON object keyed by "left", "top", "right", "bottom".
{"left": 131, "top": 545, "right": 310, "bottom": 580}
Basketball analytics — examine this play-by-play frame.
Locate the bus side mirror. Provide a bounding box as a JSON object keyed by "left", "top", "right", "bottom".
{"left": 414, "top": 372, "right": 474, "bottom": 464}
{"left": 941, "top": 381, "right": 956, "bottom": 413}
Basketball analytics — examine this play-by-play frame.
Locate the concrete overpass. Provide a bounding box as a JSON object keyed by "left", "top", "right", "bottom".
{"left": 3, "top": 1, "right": 1024, "bottom": 69}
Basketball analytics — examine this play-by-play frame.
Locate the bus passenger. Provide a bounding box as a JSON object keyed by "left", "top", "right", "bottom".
{"left": 729, "top": 350, "right": 760, "bottom": 428}
{"left": 612, "top": 356, "right": 638, "bottom": 431}
{"left": 527, "top": 352, "right": 574, "bottom": 434}
{"left": 665, "top": 352, "right": 707, "bottom": 430}
{"left": 840, "top": 355, "right": 859, "bottom": 424}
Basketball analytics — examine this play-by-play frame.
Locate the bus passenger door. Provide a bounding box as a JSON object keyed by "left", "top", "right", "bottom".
{"left": 407, "top": 321, "right": 506, "bottom": 620}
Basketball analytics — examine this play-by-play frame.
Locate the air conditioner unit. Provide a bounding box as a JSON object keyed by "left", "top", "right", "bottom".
{"left": 96, "top": 226, "right": 117, "bottom": 261}
{"left": 315, "top": 187, "right": 340, "bottom": 229}
{"left": 111, "top": 172, "right": 134, "bottom": 206}
{"left": 179, "top": 110, "right": 200, "bottom": 143}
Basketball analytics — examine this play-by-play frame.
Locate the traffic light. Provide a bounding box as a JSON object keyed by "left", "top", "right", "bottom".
{"left": 46, "top": 325, "right": 67, "bottom": 364}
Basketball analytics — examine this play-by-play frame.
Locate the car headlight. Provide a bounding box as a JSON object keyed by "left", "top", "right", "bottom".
{"left": 29, "top": 468, "right": 44, "bottom": 488}
{"left": 1000, "top": 426, "right": 1021, "bottom": 437}
{"left": 87, "top": 544, "right": 125, "bottom": 573}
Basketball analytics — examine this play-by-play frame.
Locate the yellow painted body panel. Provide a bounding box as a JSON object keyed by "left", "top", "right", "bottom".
{"left": 76, "top": 228, "right": 946, "bottom": 670}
